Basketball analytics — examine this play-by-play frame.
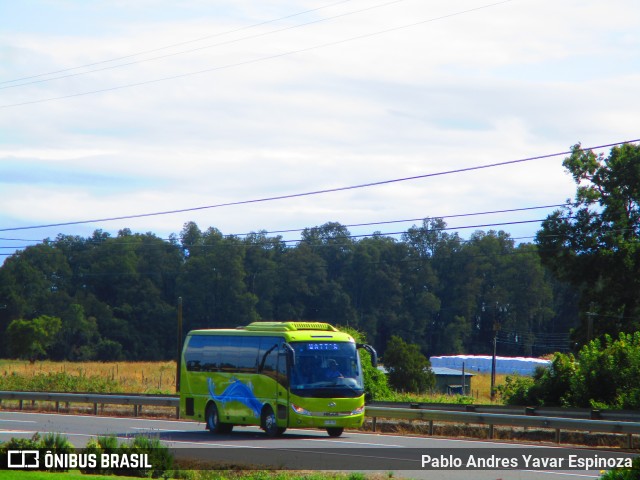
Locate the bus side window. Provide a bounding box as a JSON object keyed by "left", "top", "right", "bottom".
{"left": 202, "top": 336, "right": 221, "bottom": 372}
{"left": 238, "top": 336, "right": 261, "bottom": 373}
{"left": 258, "top": 337, "right": 279, "bottom": 380}
{"left": 184, "top": 336, "right": 201, "bottom": 372}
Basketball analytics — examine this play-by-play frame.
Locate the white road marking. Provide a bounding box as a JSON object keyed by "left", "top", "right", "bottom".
{"left": 130, "top": 427, "right": 185, "bottom": 432}
{"left": 523, "top": 471, "right": 599, "bottom": 478}
{"left": 301, "top": 437, "right": 405, "bottom": 447}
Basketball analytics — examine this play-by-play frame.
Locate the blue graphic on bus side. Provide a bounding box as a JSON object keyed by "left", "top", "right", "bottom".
{"left": 207, "top": 376, "right": 263, "bottom": 418}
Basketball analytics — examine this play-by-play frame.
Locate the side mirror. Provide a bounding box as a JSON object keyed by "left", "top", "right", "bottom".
{"left": 356, "top": 343, "right": 377, "bottom": 368}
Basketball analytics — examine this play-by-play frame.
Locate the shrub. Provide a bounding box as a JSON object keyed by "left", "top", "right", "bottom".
{"left": 0, "top": 433, "right": 41, "bottom": 453}
{"left": 499, "top": 332, "right": 640, "bottom": 409}
{"left": 497, "top": 375, "right": 536, "bottom": 405}
{"left": 122, "top": 435, "right": 174, "bottom": 478}
{"left": 82, "top": 434, "right": 173, "bottom": 478}
{"left": 82, "top": 435, "right": 120, "bottom": 475}
{"left": 570, "top": 333, "right": 640, "bottom": 409}
{"left": 600, "top": 456, "right": 640, "bottom": 480}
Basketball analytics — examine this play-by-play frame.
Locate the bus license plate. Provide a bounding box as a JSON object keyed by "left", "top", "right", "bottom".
{"left": 324, "top": 420, "right": 337, "bottom": 425}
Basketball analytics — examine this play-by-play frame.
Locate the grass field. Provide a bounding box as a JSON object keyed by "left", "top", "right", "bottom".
{"left": 0, "top": 359, "right": 507, "bottom": 403}
{"left": 0, "top": 360, "right": 177, "bottom": 394}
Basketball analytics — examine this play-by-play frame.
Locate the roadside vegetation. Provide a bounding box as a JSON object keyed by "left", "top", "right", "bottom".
{"left": 0, "top": 470, "right": 385, "bottom": 480}
{"left": 497, "top": 332, "right": 640, "bottom": 409}
{"left": 0, "top": 360, "right": 176, "bottom": 394}
{"left": 0, "top": 433, "right": 390, "bottom": 480}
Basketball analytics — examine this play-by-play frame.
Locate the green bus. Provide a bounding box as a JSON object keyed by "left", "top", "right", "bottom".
{"left": 179, "top": 321, "right": 377, "bottom": 437}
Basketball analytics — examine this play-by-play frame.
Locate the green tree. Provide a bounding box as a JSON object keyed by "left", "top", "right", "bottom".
{"left": 404, "top": 218, "right": 460, "bottom": 354}
{"left": 242, "top": 231, "right": 286, "bottom": 319}
{"left": 298, "top": 223, "right": 357, "bottom": 325}
{"left": 177, "top": 224, "right": 258, "bottom": 330}
{"left": 537, "top": 142, "right": 640, "bottom": 341}
{"left": 50, "top": 303, "right": 99, "bottom": 360}
{"left": 344, "top": 236, "right": 408, "bottom": 349}
{"left": 272, "top": 242, "right": 326, "bottom": 320}
{"left": 5, "top": 315, "right": 62, "bottom": 361}
{"left": 0, "top": 242, "right": 72, "bottom": 356}
{"left": 383, "top": 335, "right": 435, "bottom": 393}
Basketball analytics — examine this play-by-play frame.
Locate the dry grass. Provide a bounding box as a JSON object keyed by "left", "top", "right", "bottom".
{"left": 0, "top": 359, "right": 178, "bottom": 394}
{"left": 470, "top": 372, "right": 509, "bottom": 402}
{"left": 384, "top": 372, "right": 510, "bottom": 405}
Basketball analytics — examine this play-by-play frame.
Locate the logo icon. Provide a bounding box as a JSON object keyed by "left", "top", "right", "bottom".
{"left": 328, "top": 402, "right": 336, "bottom": 407}
{"left": 7, "top": 450, "right": 40, "bottom": 469}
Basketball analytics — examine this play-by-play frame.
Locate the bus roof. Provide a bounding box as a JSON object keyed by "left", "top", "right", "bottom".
{"left": 187, "top": 321, "right": 355, "bottom": 342}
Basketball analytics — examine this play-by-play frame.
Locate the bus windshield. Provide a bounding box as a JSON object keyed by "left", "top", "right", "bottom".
{"left": 289, "top": 341, "right": 364, "bottom": 398}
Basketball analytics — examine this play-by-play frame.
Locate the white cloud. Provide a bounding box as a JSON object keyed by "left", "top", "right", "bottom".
{"left": 1, "top": 0, "right": 639, "bottom": 250}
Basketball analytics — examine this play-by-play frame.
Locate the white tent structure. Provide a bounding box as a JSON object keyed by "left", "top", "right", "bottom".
{"left": 430, "top": 355, "right": 551, "bottom": 376}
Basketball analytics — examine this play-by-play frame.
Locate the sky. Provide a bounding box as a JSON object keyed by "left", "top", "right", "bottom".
{"left": 1, "top": 0, "right": 639, "bottom": 257}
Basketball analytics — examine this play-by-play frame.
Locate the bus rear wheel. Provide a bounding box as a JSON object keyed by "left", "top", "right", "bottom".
{"left": 326, "top": 427, "right": 344, "bottom": 437}
{"left": 206, "top": 403, "right": 233, "bottom": 434}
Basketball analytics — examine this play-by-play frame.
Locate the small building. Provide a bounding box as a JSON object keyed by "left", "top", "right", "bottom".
{"left": 431, "top": 367, "right": 474, "bottom": 396}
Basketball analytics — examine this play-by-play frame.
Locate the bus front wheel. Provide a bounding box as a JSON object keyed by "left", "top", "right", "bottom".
{"left": 326, "top": 427, "right": 344, "bottom": 437}
{"left": 261, "top": 406, "right": 281, "bottom": 437}
{"left": 206, "top": 402, "right": 233, "bottom": 434}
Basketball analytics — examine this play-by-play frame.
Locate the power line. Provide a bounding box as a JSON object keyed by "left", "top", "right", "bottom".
{"left": 0, "top": 0, "right": 357, "bottom": 86}
{"left": 1, "top": 139, "right": 634, "bottom": 234}
{"left": 0, "top": 217, "right": 566, "bottom": 255}
{"left": 1, "top": 0, "right": 407, "bottom": 91}
{"left": 229, "top": 203, "right": 570, "bottom": 237}
{"left": 0, "top": 202, "right": 567, "bottom": 257}
{"left": 1, "top": 0, "right": 517, "bottom": 109}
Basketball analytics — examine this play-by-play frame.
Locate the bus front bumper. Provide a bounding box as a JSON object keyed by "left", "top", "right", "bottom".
{"left": 288, "top": 406, "right": 365, "bottom": 429}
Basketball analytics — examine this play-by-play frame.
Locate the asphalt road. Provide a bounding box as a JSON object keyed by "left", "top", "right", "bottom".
{"left": 1, "top": 411, "right": 633, "bottom": 479}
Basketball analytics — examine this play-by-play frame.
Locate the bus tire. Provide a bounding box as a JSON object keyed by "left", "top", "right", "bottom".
{"left": 326, "top": 427, "right": 344, "bottom": 437}
{"left": 206, "top": 402, "right": 233, "bottom": 434}
{"left": 261, "top": 406, "right": 280, "bottom": 437}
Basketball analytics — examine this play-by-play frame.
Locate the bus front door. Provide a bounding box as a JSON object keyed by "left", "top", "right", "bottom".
{"left": 276, "top": 348, "right": 289, "bottom": 428}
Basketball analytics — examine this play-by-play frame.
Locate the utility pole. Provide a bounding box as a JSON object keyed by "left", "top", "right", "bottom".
{"left": 176, "top": 297, "right": 183, "bottom": 393}
{"left": 461, "top": 361, "right": 466, "bottom": 396}
{"left": 490, "top": 334, "right": 497, "bottom": 401}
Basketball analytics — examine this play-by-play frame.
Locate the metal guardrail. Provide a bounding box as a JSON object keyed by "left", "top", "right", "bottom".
{"left": 365, "top": 406, "right": 640, "bottom": 447}
{"left": 367, "top": 401, "right": 640, "bottom": 422}
{"left": 0, "top": 391, "right": 179, "bottom": 417}
{"left": 1, "top": 392, "right": 639, "bottom": 447}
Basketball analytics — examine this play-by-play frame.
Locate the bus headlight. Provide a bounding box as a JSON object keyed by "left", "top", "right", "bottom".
{"left": 350, "top": 406, "right": 365, "bottom": 415}
{"left": 291, "top": 404, "right": 311, "bottom": 416}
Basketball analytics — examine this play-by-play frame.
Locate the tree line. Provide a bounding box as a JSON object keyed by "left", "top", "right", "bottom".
{"left": 1, "top": 142, "right": 637, "bottom": 363}
{"left": 0, "top": 220, "right": 576, "bottom": 361}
